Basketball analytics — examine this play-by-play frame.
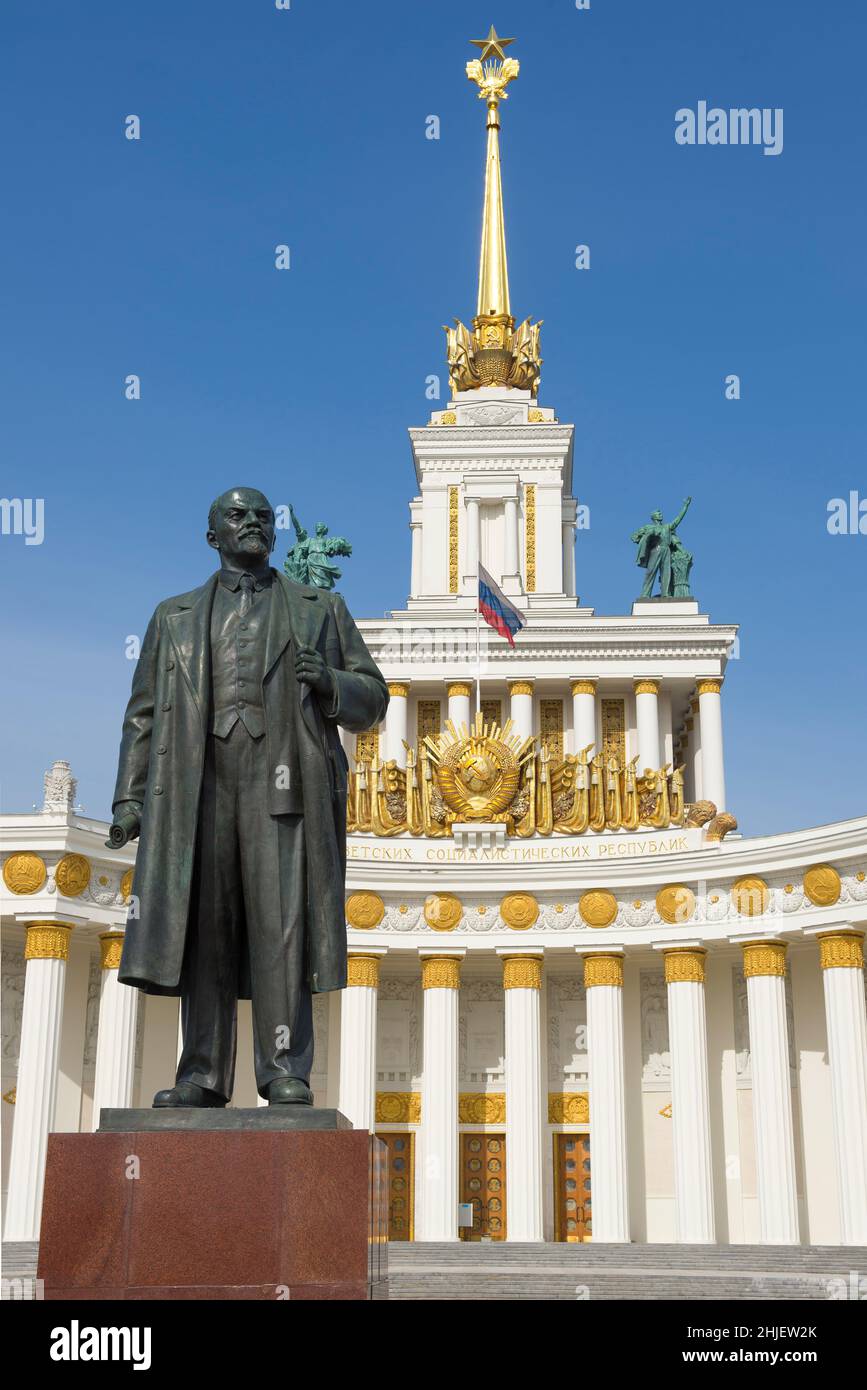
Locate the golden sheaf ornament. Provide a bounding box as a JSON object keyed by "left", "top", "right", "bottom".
{"left": 3, "top": 853, "right": 47, "bottom": 895}
{"left": 803, "top": 864, "right": 842, "bottom": 907}
{"left": 54, "top": 854, "right": 91, "bottom": 898}
{"left": 500, "top": 893, "right": 539, "bottom": 930}
{"left": 345, "top": 891, "right": 385, "bottom": 930}
{"left": 578, "top": 889, "right": 618, "bottom": 928}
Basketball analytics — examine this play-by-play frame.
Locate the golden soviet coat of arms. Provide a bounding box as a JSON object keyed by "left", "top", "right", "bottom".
{"left": 424, "top": 717, "right": 536, "bottom": 824}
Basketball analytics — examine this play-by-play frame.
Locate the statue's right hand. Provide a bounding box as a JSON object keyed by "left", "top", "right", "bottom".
{"left": 106, "top": 801, "right": 142, "bottom": 849}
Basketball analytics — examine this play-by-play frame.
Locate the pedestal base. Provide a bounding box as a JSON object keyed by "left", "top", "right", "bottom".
{"left": 38, "top": 1113, "right": 387, "bottom": 1300}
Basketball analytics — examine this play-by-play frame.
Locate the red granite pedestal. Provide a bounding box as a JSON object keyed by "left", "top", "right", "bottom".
{"left": 38, "top": 1119, "right": 388, "bottom": 1300}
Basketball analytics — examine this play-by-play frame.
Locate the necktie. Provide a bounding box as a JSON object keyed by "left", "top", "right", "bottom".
{"left": 239, "top": 572, "right": 255, "bottom": 617}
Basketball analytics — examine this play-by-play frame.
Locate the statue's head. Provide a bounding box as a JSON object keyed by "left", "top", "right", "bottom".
{"left": 315, "top": 521, "right": 328, "bottom": 536}
{"left": 651, "top": 509, "right": 663, "bottom": 523}
{"left": 207, "top": 487, "right": 276, "bottom": 567}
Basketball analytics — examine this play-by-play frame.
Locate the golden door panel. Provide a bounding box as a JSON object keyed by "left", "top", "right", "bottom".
{"left": 377, "top": 1131, "right": 415, "bottom": 1242}
{"left": 554, "top": 1133, "right": 591, "bottom": 1242}
{"left": 460, "top": 1133, "right": 506, "bottom": 1241}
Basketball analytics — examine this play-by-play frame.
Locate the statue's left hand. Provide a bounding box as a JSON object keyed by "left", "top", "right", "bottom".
{"left": 295, "top": 644, "right": 335, "bottom": 697}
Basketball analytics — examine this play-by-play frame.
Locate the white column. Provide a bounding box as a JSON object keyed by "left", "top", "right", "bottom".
{"left": 582, "top": 951, "right": 630, "bottom": 1242}
{"left": 689, "top": 696, "right": 702, "bottom": 801}
{"left": 499, "top": 952, "right": 544, "bottom": 1241}
{"left": 446, "top": 680, "right": 472, "bottom": 731}
{"left": 741, "top": 940, "right": 800, "bottom": 1244}
{"left": 562, "top": 521, "right": 576, "bottom": 597}
{"left": 570, "top": 678, "right": 597, "bottom": 754}
{"left": 385, "top": 682, "right": 409, "bottom": 769}
{"left": 816, "top": 930, "right": 867, "bottom": 1244}
{"left": 633, "top": 678, "right": 661, "bottom": 772}
{"left": 91, "top": 932, "right": 139, "bottom": 1129}
{"left": 419, "top": 952, "right": 463, "bottom": 1241}
{"left": 463, "top": 497, "right": 480, "bottom": 587}
{"left": 508, "top": 679, "right": 534, "bottom": 742}
{"left": 3, "top": 920, "right": 74, "bottom": 1241}
{"left": 697, "top": 678, "right": 725, "bottom": 811}
{"left": 503, "top": 496, "right": 520, "bottom": 591}
{"left": 663, "top": 947, "right": 716, "bottom": 1242}
{"left": 337, "top": 952, "right": 384, "bottom": 1130}
{"left": 410, "top": 515, "right": 422, "bottom": 598}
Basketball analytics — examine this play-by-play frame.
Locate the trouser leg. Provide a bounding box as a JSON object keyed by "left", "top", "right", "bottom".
{"left": 176, "top": 732, "right": 242, "bottom": 1100}
{"left": 235, "top": 730, "right": 314, "bottom": 1096}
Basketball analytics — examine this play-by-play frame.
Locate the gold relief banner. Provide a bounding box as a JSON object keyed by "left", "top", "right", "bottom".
{"left": 540, "top": 699, "right": 564, "bottom": 764}
{"left": 376, "top": 1091, "right": 421, "bottom": 1124}
{"left": 459, "top": 1093, "right": 506, "bottom": 1124}
{"left": 601, "top": 698, "right": 626, "bottom": 766}
{"left": 547, "top": 1093, "right": 590, "bottom": 1125}
{"left": 416, "top": 700, "right": 442, "bottom": 743}
{"left": 449, "top": 486, "right": 459, "bottom": 593}
{"left": 481, "top": 699, "right": 502, "bottom": 729}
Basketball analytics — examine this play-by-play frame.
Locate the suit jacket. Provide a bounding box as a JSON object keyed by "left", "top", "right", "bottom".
{"left": 112, "top": 569, "right": 388, "bottom": 996}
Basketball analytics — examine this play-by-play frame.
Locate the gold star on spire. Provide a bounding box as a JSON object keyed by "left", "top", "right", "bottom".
{"left": 470, "top": 26, "right": 515, "bottom": 63}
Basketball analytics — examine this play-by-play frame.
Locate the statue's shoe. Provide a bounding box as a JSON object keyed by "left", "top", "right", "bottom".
{"left": 265, "top": 1077, "right": 313, "bottom": 1106}
{"left": 152, "top": 1081, "right": 227, "bottom": 1108}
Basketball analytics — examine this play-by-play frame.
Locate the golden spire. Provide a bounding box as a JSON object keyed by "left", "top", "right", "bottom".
{"left": 444, "top": 29, "right": 542, "bottom": 397}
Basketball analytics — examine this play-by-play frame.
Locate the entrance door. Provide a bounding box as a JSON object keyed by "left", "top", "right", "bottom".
{"left": 554, "top": 1133, "right": 591, "bottom": 1241}
{"left": 376, "top": 1132, "right": 415, "bottom": 1241}
{"left": 460, "top": 1133, "right": 506, "bottom": 1241}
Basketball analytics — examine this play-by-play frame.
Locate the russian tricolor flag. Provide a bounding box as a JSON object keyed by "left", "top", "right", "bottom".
{"left": 478, "top": 564, "right": 526, "bottom": 648}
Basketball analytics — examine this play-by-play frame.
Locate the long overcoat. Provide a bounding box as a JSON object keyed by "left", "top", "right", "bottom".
{"left": 112, "top": 569, "right": 388, "bottom": 997}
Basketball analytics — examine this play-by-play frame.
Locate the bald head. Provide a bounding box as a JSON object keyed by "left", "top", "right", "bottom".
{"left": 206, "top": 487, "right": 276, "bottom": 569}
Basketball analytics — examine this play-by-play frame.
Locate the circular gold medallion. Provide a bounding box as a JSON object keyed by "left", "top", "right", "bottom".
{"left": 579, "top": 889, "right": 618, "bottom": 928}
{"left": 424, "top": 893, "right": 462, "bottom": 931}
{"left": 731, "top": 876, "right": 770, "bottom": 918}
{"left": 55, "top": 853, "right": 91, "bottom": 898}
{"left": 500, "top": 892, "right": 539, "bottom": 930}
{"left": 656, "top": 884, "right": 696, "bottom": 924}
{"left": 345, "top": 891, "right": 385, "bottom": 929}
{"left": 120, "top": 868, "right": 134, "bottom": 902}
{"left": 803, "top": 863, "right": 841, "bottom": 907}
{"left": 2, "top": 853, "right": 47, "bottom": 895}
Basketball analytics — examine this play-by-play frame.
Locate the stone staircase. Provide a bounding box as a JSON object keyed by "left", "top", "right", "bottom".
{"left": 386, "top": 1242, "right": 867, "bottom": 1300}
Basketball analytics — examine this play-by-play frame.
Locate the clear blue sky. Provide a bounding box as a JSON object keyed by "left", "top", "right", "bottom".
{"left": 1, "top": 0, "right": 865, "bottom": 836}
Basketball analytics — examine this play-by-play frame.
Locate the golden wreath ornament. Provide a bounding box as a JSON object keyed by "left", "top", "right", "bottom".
{"left": 424, "top": 716, "right": 535, "bottom": 823}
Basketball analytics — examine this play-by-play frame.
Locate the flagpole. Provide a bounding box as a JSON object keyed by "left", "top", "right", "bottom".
{"left": 475, "top": 568, "right": 481, "bottom": 722}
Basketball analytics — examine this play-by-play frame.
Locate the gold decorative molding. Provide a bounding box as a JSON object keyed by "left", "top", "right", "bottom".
{"left": 448, "top": 485, "right": 459, "bottom": 593}
{"left": 424, "top": 892, "right": 463, "bottom": 931}
{"left": 690, "top": 698, "right": 699, "bottom": 714}
{"left": 742, "top": 940, "right": 787, "bottom": 978}
{"left": 421, "top": 955, "right": 462, "bottom": 990}
{"left": 570, "top": 679, "right": 597, "bottom": 696}
{"left": 731, "top": 876, "right": 770, "bottom": 918}
{"left": 99, "top": 932, "right": 124, "bottom": 971}
{"left": 803, "top": 863, "right": 842, "bottom": 907}
{"left": 696, "top": 679, "right": 723, "bottom": 696}
{"left": 817, "top": 931, "right": 864, "bottom": 971}
{"left": 355, "top": 727, "right": 379, "bottom": 763}
{"left": 664, "top": 948, "right": 706, "bottom": 984}
{"left": 387, "top": 682, "right": 410, "bottom": 698}
{"left": 656, "top": 884, "right": 696, "bottom": 925}
{"left": 3, "top": 1087, "right": 16, "bottom": 1106}
{"left": 480, "top": 698, "right": 502, "bottom": 728}
{"left": 459, "top": 1092, "right": 505, "bottom": 1124}
{"left": 706, "top": 812, "right": 738, "bottom": 843}
{"left": 659, "top": 1103, "right": 672, "bottom": 1119}
{"left": 548, "top": 1092, "right": 589, "bottom": 1124}
{"left": 540, "top": 699, "right": 564, "bottom": 763}
{"left": 583, "top": 953, "right": 624, "bottom": 989}
{"left": 417, "top": 699, "right": 442, "bottom": 742}
{"left": 345, "top": 891, "right": 385, "bottom": 930}
{"left": 3, "top": 852, "right": 47, "bottom": 895}
{"left": 502, "top": 954, "right": 542, "bottom": 989}
{"left": 500, "top": 892, "right": 539, "bottom": 930}
{"left": 440, "top": 410, "right": 456, "bottom": 425}
{"left": 579, "top": 889, "right": 618, "bottom": 928}
{"left": 120, "top": 868, "right": 134, "bottom": 902}
{"left": 524, "top": 483, "right": 536, "bottom": 591}
{"left": 375, "top": 1091, "right": 421, "bottom": 1124}
{"left": 527, "top": 408, "right": 544, "bottom": 422}
{"left": 600, "top": 698, "right": 626, "bottom": 766}
{"left": 347, "top": 954, "right": 382, "bottom": 988}
{"left": 507, "top": 680, "right": 533, "bottom": 696}
{"left": 446, "top": 681, "right": 472, "bottom": 698}
{"left": 55, "top": 853, "right": 91, "bottom": 899}
{"left": 633, "top": 679, "right": 660, "bottom": 696}
{"left": 24, "top": 922, "right": 73, "bottom": 961}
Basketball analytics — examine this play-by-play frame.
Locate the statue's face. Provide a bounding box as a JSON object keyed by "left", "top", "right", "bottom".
{"left": 207, "top": 488, "right": 276, "bottom": 567}
{"left": 651, "top": 510, "right": 663, "bottom": 523}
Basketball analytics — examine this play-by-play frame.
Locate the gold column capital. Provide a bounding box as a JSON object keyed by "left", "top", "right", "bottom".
{"left": 570, "top": 678, "right": 597, "bottom": 696}
{"left": 663, "top": 947, "right": 706, "bottom": 984}
{"left": 741, "top": 940, "right": 787, "bottom": 978}
{"left": 421, "top": 955, "right": 462, "bottom": 990}
{"left": 446, "top": 681, "right": 472, "bottom": 698}
{"left": 633, "top": 678, "right": 660, "bottom": 696}
{"left": 387, "top": 682, "right": 410, "bottom": 698}
{"left": 24, "top": 922, "right": 73, "bottom": 961}
{"left": 347, "top": 953, "right": 382, "bottom": 989}
{"left": 99, "top": 932, "right": 125, "bottom": 970}
{"left": 696, "top": 678, "right": 723, "bottom": 697}
{"left": 583, "top": 953, "right": 624, "bottom": 989}
{"left": 502, "top": 955, "right": 543, "bottom": 990}
{"left": 817, "top": 931, "right": 864, "bottom": 971}
{"left": 508, "top": 680, "right": 534, "bottom": 696}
